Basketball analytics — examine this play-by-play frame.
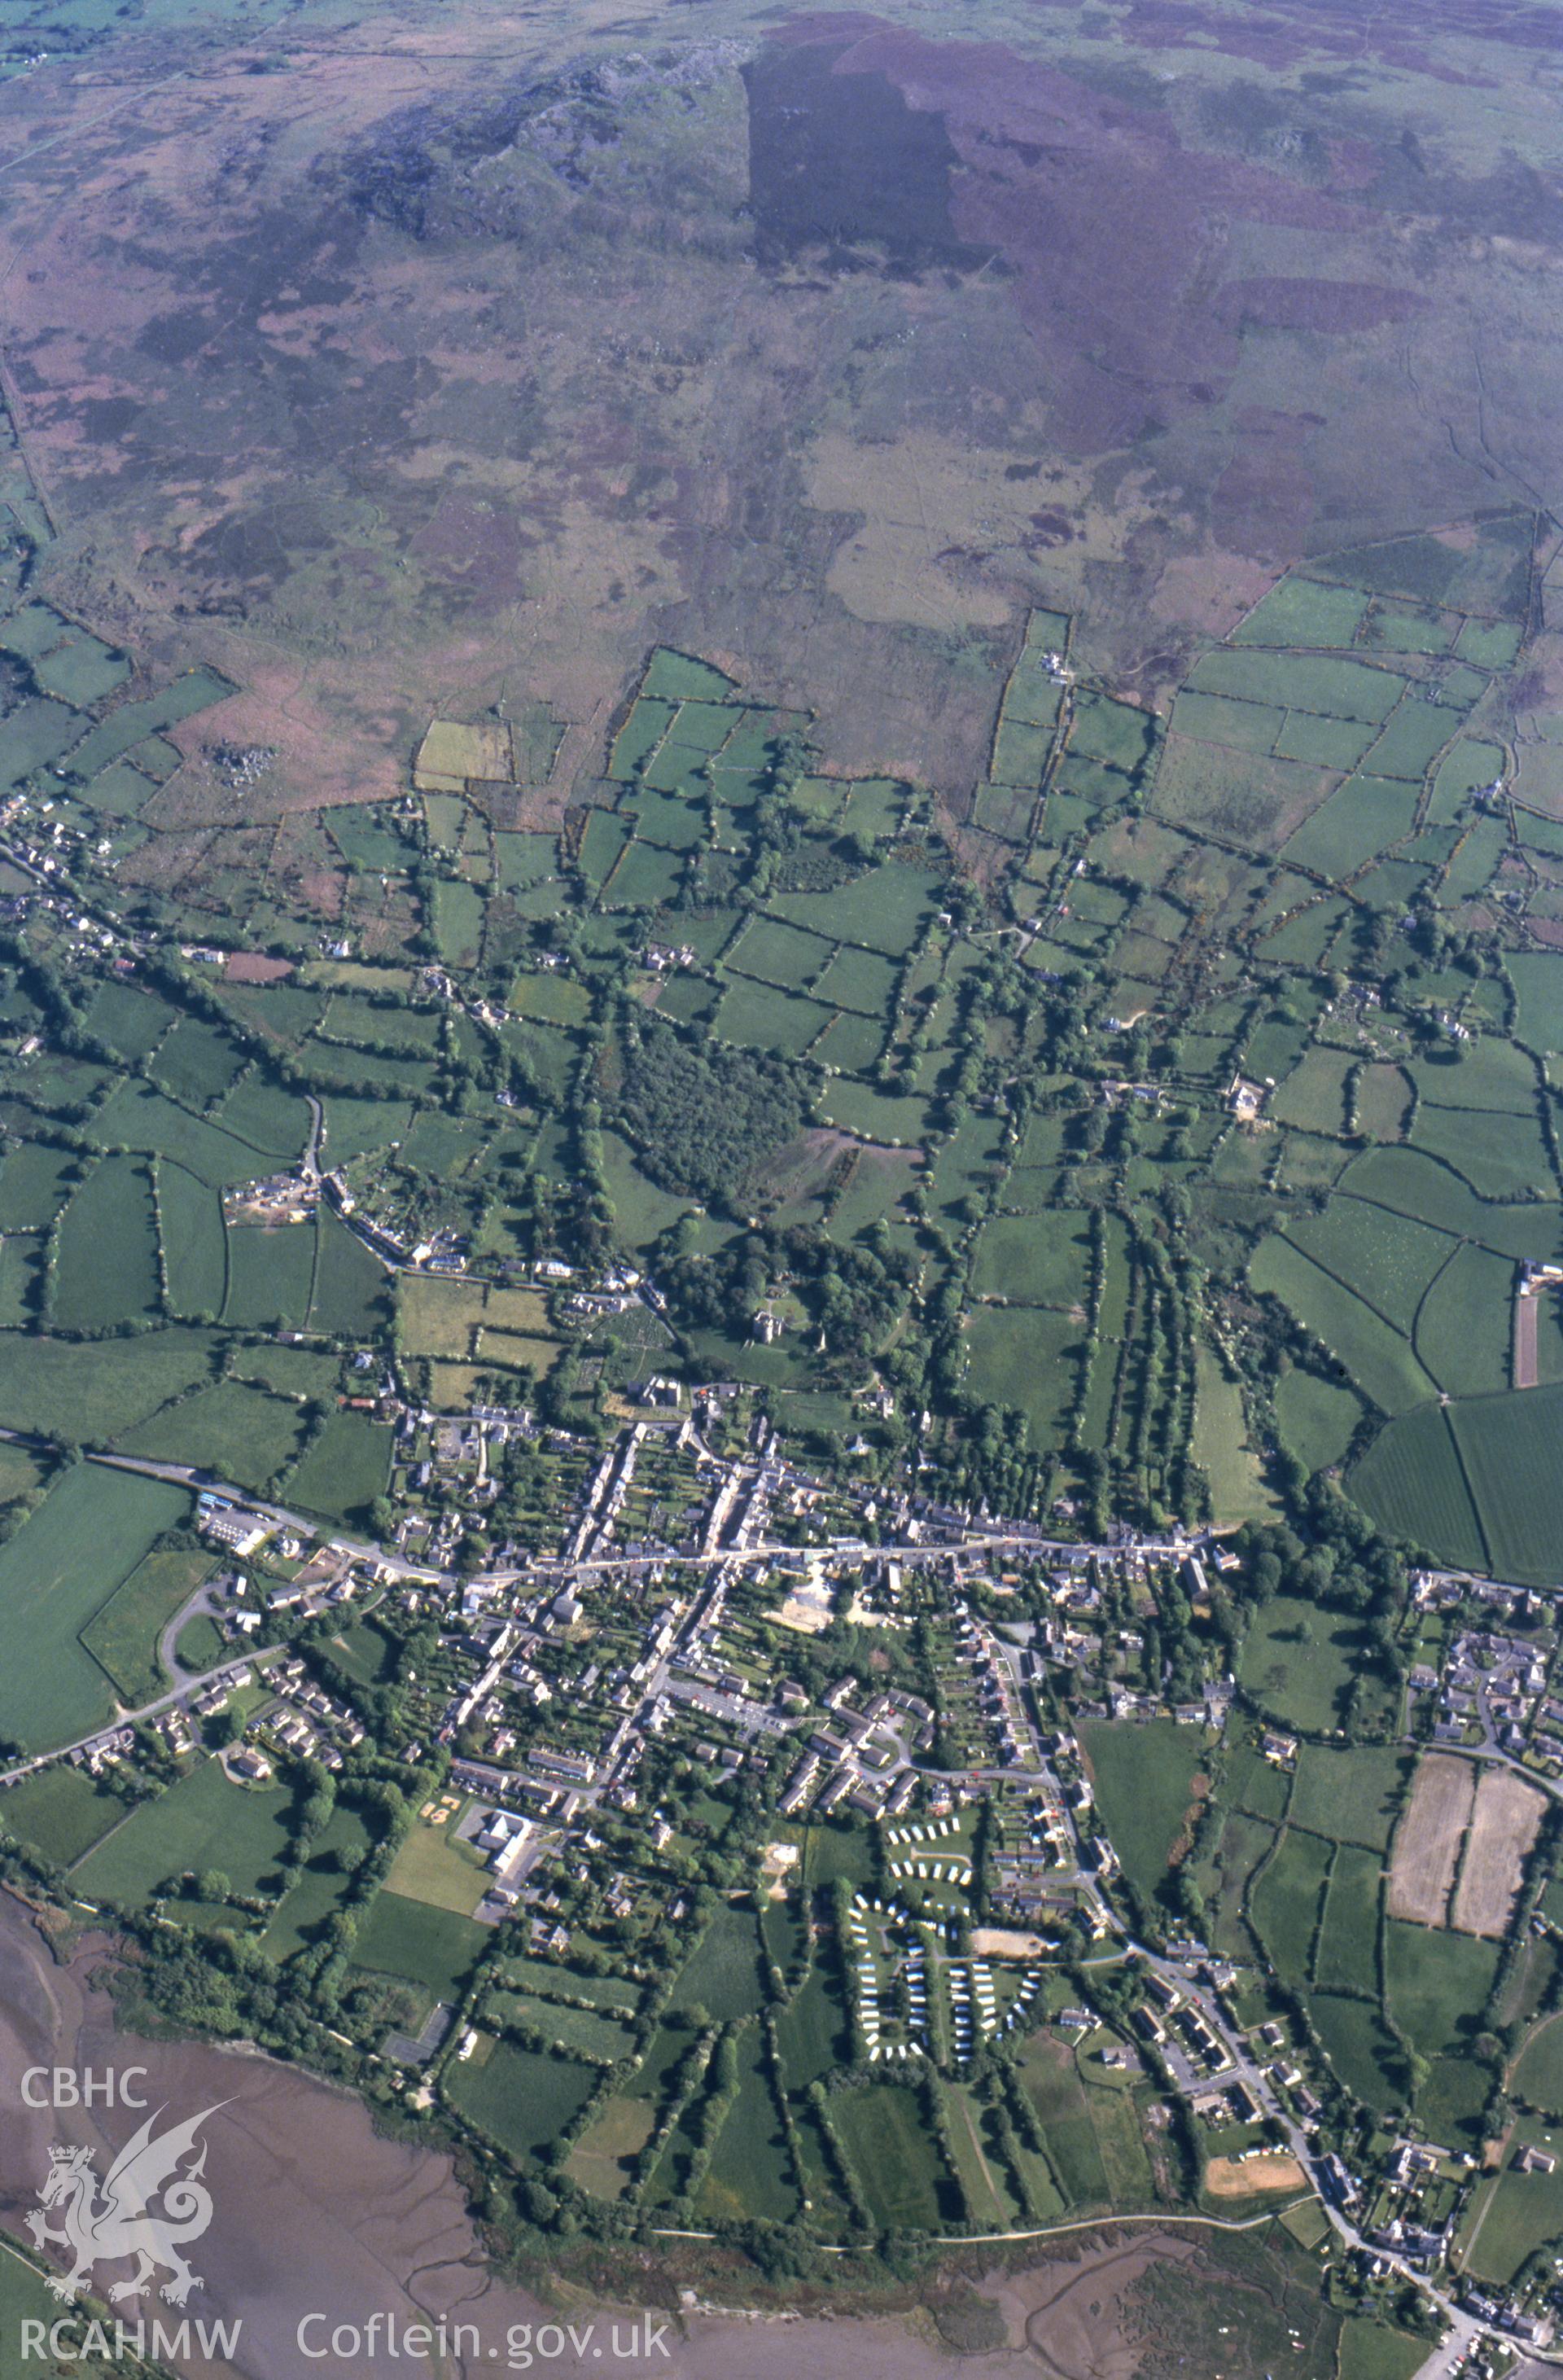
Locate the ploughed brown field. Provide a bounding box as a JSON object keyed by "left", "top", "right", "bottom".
{"left": 1388, "top": 1753, "right": 1475, "bottom": 1927}
{"left": 1451, "top": 1769, "right": 1547, "bottom": 1940}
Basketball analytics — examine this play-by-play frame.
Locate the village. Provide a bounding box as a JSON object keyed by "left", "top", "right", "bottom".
{"left": 5, "top": 1349, "right": 1563, "bottom": 2375}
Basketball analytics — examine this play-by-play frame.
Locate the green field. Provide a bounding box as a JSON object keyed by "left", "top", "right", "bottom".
{"left": 444, "top": 2040, "right": 598, "bottom": 2163}
{"left": 1414, "top": 1244, "right": 1514, "bottom": 1398}
{"left": 1249, "top": 1236, "right": 1435, "bottom": 1415}
{"left": 1338, "top": 2321, "right": 1432, "bottom": 2380}
{"left": 174, "top": 1614, "right": 225, "bottom": 1672}
{"left": 1288, "top": 1747, "right": 1409, "bottom": 1852}
{"left": 0, "top": 1463, "right": 189, "bottom": 1751}
{"left": 774, "top": 1955, "right": 848, "bottom": 2089}
{"left": 729, "top": 914, "right": 834, "bottom": 992}
{"left": 1192, "top": 1348, "right": 1281, "bottom": 1523}
{"left": 431, "top": 878, "right": 485, "bottom": 969}
{"left": 1200, "top": 1810, "right": 1278, "bottom": 1962}
{"left": 1018, "top": 2027, "right": 1150, "bottom": 2207}
{"left": 309, "top": 1213, "right": 389, "bottom": 1337}
{"left": 668, "top": 1904, "right": 765, "bottom": 2021}
{"left": 962, "top": 1304, "right": 1081, "bottom": 1444}
{"left": 1313, "top": 1843, "right": 1385, "bottom": 1997}
{"left": 284, "top": 1412, "right": 392, "bottom": 1527}
{"left": 262, "top": 1804, "right": 377, "bottom": 1960}
{"left": 116, "top": 1379, "right": 308, "bottom": 1491}
{"left": 157, "top": 1161, "right": 228, "bottom": 1318}
{"left": 153, "top": 1017, "right": 247, "bottom": 1107}
{"left": 52, "top": 1156, "right": 161, "bottom": 1330}
{"left": 351, "top": 1889, "right": 491, "bottom": 1997}
{"left": 1250, "top": 1827, "right": 1332, "bottom": 1988}
{"left": 698, "top": 2025, "right": 798, "bottom": 2225}
{"left": 1386, "top": 1921, "right": 1500, "bottom": 2140}
{"left": 1079, "top": 1721, "right": 1206, "bottom": 1905}
{"left": 233, "top": 1342, "right": 342, "bottom": 1400}
{"left": 1349, "top": 1405, "right": 1487, "bottom": 1572}
{"left": 1510, "top": 952, "right": 1563, "bottom": 1055}
{"left": 1307, "top": 1990, "right": 1403, "bottom": 2112}
{"left": 489, "top": 1990, "right": 634, "bottom": 2063}
{"left": 1386, "top": 1921, "right": 1499, "bottom": 2056}
{"left": 321, "top": 1616, "right": 398, "bottom": 1689}
{"left": 1410, "top": 1101, "right": 1555, "bottom": 1203}
{"left": 567, "top": 2094, "right": 656, "bottom": 2201}
{"left": 222, "top": 1223, "right": 315, "bottom": 1331}
{"left": 1464, "top": 2119, "right": 1563, "bottom": 2287}
{"left": 1268, "top": 1047, "right": 1354, "bottom": 1134}
{"left": 88, "top": 1083, "right": 272, "bottom": 1188}
{"left": 1511, "top": 2011, "right": 1563, "bottom": 2117}
{"left": 63, "top": 668, "right": 233, "bottom": 774}
{"left": 1339, "top": 1147, "right": 1560, "bottom": 1258}
{"left": 500, "top": 1954, "right": 642, "bottom": 2014}
{"left": 1275, "top": 1367, "right": 1364, "bottom": 1472}
{"left": 1285, "top": 1203, "right": 1452, "bottom": 1336}
{"left": 383, "top": 1817, "right": 490, "bottom": 1918}
{"left": 769, "top": 862, "right": 942, "bottom": 957}
{"left": 1449, "top": 1386, "right": 1563, "bottom": 1582}
{"left": 1239, "top": 1598, "right": 1392, "bottom": 1735}
{"left": 78, "top": 1543, "right": 213, "bottom": 1706}
{"left": 971, "top": 1214, "right": 1091, "bottom": 1308}
{"left": 813, "top": 942, "right": 900, "bottom": 1023}
{"left": 73, "top": 1758, "right": 293, "bottom": 1909}
{"left": 833, "top": 2082, "right": 954, "bottom": 2231}
{"left": 0, "top": 1761, "right": 125, "bottom": 1868}
{"left": 0, "top": 1234, "right": 39, "bottom": 1328}
{"left": 0, "top": 1440, "right": 44, "bottom": 1516}
{"left": 0, "top": 1142, "right": 78, "bottom": 1231}
{"left": 598, "top": 1131, "right": 693, "bottom": 1251}
{"left": 1412, "top": 1037, "right": 1539, "bottom": 1116}
{"left": 606, "top": 839, "right": 684, "bottom": 908}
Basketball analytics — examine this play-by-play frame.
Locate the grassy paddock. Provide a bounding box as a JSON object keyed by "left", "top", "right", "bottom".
{"left": 79, "top": 1544, "right": 213, "bottom": 1707}
{"left": 444, "top": 2040, "right": 598, "bottom": 2163}
{"left": 53, "top": 1157, "right": 160, "bottom": 1330}
{"left": 1250, "top": 1826, "right": 1332, "bottom": 1989}
{"left": 1349, "top": 1405, "right": 1486, "bottom": 1574}
{"left": 351, "top": 1889, "right": 492, "bottom": 1997}
{"left": 283, "top": 1413, "right": 392, "bottom": 1527}
{"left": 1289, "top": 1746, "right": 1410, "bottom": 1852}
{"left": 698, "top": 2025, "right": 798, "bottom": 2225}
{"left": 73, "top": 1758, "right": 293, "bottom": 1909}
{"left": 834, "top": 2083, "right": 953, "bottom": 2231}
{"left": 1238, "top": 1598, "right": 1392, "bottom": 1735}
{"left": 668, "top": 1904, "right": 765, "bottom": 2021}
{"left": 0, "top": 1763, "right": 125, "bottom": 1867}
{"left": 1079, "top": 1721, "right": 1206, "bottom": 1905}
{"left": 115, "top": 1380, "right": 307, "bottom": 1492}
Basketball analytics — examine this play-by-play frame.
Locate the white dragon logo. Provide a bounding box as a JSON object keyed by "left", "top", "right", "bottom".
{"left": 24, "top": 2102, "right": 228, "bottom": 2308}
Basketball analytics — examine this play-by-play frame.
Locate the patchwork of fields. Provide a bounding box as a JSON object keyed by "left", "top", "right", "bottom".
{"left": 1184, "top": 1717, "right": 1563, "bottom": 2175}
{"left": 0, "top": 491, "right": 1556, "bottom": 1562}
